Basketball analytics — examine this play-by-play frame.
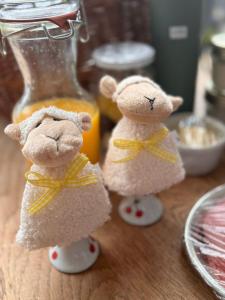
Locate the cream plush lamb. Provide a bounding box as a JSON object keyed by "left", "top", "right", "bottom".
{"left": 100, "top": 75, "right": 185, "bottom": 226}
{"left": 4, "top": 107, "right": 111, "bottom": 273}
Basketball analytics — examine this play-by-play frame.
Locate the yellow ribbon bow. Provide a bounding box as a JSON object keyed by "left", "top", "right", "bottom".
{"left": 25, "top": 154, "right": 98, "bottom": 215}
{"left": 113, "top": 127, "right": 177, "bottom": 164}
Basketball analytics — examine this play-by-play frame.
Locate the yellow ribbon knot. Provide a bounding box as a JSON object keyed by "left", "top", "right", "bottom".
{"left": 25, "top": 154, "right": 98, "bottom": 215}
{"left": 113, "top": 127, "right": 177, "bottom": 164}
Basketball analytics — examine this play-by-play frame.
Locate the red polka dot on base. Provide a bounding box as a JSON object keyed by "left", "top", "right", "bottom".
{"left": 52, "top": 251, "right": 58, "bottom": 260}
{"left": 125, "top": 207, "right": 132, "bottom": 214}
{"left": 136, "top": 210, "right": 144, "bottom": 218}
{"left": 89, "top": 243, "right": 96, "bottom": 253}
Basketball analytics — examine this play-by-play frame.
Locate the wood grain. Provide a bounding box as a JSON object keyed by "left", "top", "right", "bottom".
{"left": 0, "top": 117, "right": 221, "bottom": 300}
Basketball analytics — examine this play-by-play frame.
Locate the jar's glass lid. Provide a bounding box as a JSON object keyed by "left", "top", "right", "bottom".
{"left": 0, "top": 0, "right": 79, "bottom": 22}
{"left": 92, "top": 42, "right": 156, "bottom": 71}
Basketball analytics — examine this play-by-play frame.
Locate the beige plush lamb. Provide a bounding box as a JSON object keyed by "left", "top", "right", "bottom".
{"left": 100, "top": 75, "right": 185, "bottom": 226}
{"left": 4, "top": 107, "right": 111, "bottom": 273}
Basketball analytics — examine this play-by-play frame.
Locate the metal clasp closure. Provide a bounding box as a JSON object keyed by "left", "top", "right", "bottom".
{"left": 0, "top": 0, "right": 90, "bottom": 55}
{"left": 42, "top": 0, "right": 89, "bottom": 42}
{"left": 79, "top": 0, "right": 89, "bottom": 43}
{"left": 42, "top": 19, "right": 80, "bottom": 41}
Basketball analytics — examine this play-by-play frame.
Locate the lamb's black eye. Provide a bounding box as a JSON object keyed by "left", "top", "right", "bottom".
{"left": 53, "top": 118, "right": 60, "bottom": 121}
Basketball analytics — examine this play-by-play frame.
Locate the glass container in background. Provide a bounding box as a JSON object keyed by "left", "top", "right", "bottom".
{"left": 77, "top": 0, "right": 152, "bottom": 94}
{"left": 0, "top": 0, "right": 100, "bottom": 163}
{"left": 92, "top": 41, "right": 155, "bottom": 138}
{"left": 202, "top": 0, "right": 225, "bottom": 38}
{"left": 211, "top": 33, "right": 225, "bottom": 93}
{"left": 206, "top": 33, "right": 225, "bottom": 123}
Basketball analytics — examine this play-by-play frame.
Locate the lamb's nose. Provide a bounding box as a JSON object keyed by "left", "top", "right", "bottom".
{"left": 144, "top": 96, "right": 156, "bottom": 110}
{"left": 46, "top": 135, "right": 60, "bottom": 141}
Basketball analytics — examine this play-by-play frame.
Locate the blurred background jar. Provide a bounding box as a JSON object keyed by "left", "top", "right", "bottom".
{"left": 211, "top": 33, "right": 225, "bottom": 92}
{"left": 91, "top": 41, "right": 155, "bottom": 145}
{"left": 0, "top": 0, "right": 100, "bottom": 163}
{"left": 77, "top": 0, "right": 151, "bottom": 89}
{"left": 206, "top": 33, "right": 225, "bottom": 122}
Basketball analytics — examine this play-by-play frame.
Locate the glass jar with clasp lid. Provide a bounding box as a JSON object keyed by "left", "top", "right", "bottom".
{"left": 0, "top": 0, "right": 100, "bottom": 163}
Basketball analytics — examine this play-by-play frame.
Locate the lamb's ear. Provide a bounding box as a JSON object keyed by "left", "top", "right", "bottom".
{"left": 169, "top": 96, "right": 183, "bottom": 112}
{"left": 78, "top": 112, "right": 92, "bottom": 132}
{"left": 99, "top": 75, "right": 117, "bottom": 99}
{"left": 4, "top": 123, "right": 21, "bottom": 142}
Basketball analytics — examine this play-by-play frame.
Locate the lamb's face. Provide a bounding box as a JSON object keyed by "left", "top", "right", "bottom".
{"left": 22, "top": 117, "right": 83, "bottom": 167}
{"left": 99, "top": 75, "right": 183, "bottom": 124}
{"left": 116, "top": 82, "right": 173, "bottom": 123}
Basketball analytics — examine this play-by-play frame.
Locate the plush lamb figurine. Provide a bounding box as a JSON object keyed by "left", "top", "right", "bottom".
{"left": 4, "top": 107, "right": 111, "bottom": 273}
{"left": 100, "top": 75, "right": 185, "bottom": 226}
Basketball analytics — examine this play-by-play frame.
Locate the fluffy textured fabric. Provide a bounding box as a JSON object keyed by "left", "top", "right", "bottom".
{"left": 17, "top": 158, "right": 111, "bottom": 250}
{"left": 100, "top": 75, "right": 183, "bottom": 124}
{"left": 4, "top": 108, "right": 111, "bottom": 250}
{"left": 103, "top": 118, "right": 185, "bottom": 196}
{"left": 100, "top": 75, "right": 185, "bottom": 197}
{"left": 19, "top": 106, "right": 85, "bottom": 145}
{"left": 113, "top": 76, "right": 158, "bottom": 99}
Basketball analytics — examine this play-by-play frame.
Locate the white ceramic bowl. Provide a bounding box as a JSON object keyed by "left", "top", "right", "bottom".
{"left": 166, "top": 113, "right": 225, "bottom": 176}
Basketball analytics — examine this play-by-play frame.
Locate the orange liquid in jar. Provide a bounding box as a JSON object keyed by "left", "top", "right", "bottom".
{"left": 97, "top": 95, "right": 122, "bottom": 123}
{"left": 14, "top": 98, "right": 100, "bottom": 163}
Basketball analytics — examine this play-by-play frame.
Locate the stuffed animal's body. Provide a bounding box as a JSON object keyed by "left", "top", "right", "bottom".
{"left": 17, "top": 159, "right": 110, "bottom": 250}
{"left": 4, "top": 107, "right": 111, "bottom": 250}
{"left": 104, "top": 117, "right": 184, "bottom": 196}
{"left": 100, "top": 75, "right": 185, "bottom": 197}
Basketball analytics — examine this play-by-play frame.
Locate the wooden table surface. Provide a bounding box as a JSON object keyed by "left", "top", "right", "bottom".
{"left": 0, "top": 117, "right": 223, "bottom": 300}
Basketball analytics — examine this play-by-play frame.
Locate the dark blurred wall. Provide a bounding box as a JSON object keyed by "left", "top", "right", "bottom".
{"left": 150, "top": 0, "right": 202, "bottom": 111}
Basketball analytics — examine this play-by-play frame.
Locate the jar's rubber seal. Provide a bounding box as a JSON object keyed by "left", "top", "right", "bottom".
{"left": 0, "top": 10, "right": 79, "bottom": 30}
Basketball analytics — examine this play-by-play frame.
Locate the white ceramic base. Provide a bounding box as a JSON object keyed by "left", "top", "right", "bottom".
{"left": 49, "top": 237, "right": 100, "bottom": 274}
{"left": 118, "top": 195, "right": 163, "bottom": 226}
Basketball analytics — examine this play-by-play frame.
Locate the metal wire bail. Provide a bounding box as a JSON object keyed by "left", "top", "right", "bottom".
{"left": 42, "top": 19, "right": 80, "bottom": 41}
{"left": 79, "top": 0, "right": 89, "bottom": 43}
{"left": 0, "top": 0, "right": 90, "bottom": 55}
